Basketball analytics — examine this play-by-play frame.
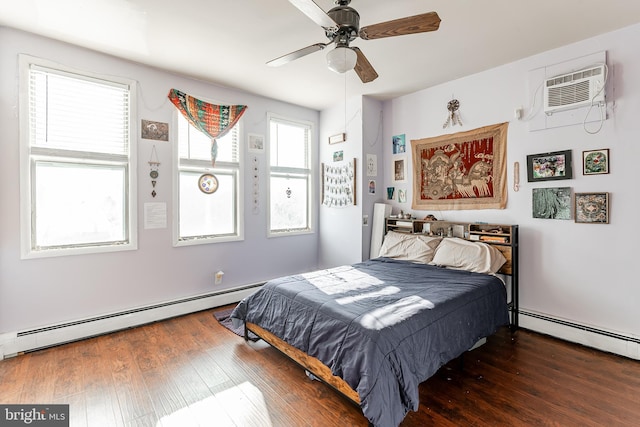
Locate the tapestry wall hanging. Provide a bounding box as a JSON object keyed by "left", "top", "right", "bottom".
{"left": 411, "top": 122, "right": 508, "bottom": 210}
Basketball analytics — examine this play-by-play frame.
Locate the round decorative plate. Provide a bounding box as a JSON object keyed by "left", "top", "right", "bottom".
{"left": 198, "top": 173, "right": 219, "bottom": 194}
{"left": 149, "top": 170, "right": 159, "bottom": 179}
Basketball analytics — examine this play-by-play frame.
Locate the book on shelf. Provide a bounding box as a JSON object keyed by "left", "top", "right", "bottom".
{"left": 394, "top": 221, "right": 414, "bottom": 227}
{"left": 479, "top": 235, "right": 508, "bottom": 243}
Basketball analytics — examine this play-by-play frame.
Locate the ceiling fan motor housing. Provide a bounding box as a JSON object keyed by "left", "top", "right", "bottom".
{"left": 326, "top": 5, "right": 360, "bottom": 44}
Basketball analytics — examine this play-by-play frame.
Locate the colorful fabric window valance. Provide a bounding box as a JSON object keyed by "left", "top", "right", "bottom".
{"left": 168, "top": 88, "right": 247, "bottom": 166}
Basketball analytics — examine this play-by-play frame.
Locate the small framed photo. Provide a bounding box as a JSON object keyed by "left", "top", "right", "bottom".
{"left": 386, "top": 187, "right": 395, "bottom": 200}
{"left": 527, "top": 150, "right": 573, "bottom": 182}
{"left": 368, "top": 180, "right": 376, "bottom": 194}
{"left": 141, "top": 120, "right": 169, "bottom": 141}
{"left": 583, "top": 149, "right": 609, "bottom": 175}
{"left": 398, "top": 189, "right": 407, "bottom": 203}
{"left": 248, "top": 133, "right": 265, "bottom": 152}
{"left": 392, "top": 134, "right": 406, "bottom": 154}
{"left": 393, "top": 158, "right": 406, "bottom": 182}
{"left": 329, "top": 133, "right": 346, "bottom": 144}
{"left": 575, "top": 192, "right": 609, "bottom": 224}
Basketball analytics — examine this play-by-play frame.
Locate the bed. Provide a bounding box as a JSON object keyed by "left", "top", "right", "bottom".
{"left": 231, "top": 222, "right": 518, "bottom": 427}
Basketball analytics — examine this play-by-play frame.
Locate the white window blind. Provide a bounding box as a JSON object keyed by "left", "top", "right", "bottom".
{"left": 29, "top": 65, "right": 130, "bottom": 155}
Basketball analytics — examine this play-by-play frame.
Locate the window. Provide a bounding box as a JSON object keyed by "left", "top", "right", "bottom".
{"left": 268, "top": 114, "right": 313, "bottom": 236}
{"left": 175, "top": 113, "right": 242, "bottom": 245}
{"left": 19, "top": 55, "right": 136, "bottom": 258}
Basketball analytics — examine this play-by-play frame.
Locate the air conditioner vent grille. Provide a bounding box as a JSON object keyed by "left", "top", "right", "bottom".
{"left": 547, "top": 81, "right": 590, "bottom": 107}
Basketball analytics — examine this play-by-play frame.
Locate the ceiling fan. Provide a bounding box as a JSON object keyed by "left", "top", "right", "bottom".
{"left": 267, "top": 0, "right": 441, "bottom": 83}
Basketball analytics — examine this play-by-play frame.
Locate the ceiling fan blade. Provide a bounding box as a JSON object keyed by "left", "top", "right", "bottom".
{"left": 359, "top": 11, "right": 441, "bottom": 40}
{"left": 288, "top": 0, "right": 337, "bottom": 29}
{"left": 267, "top": 43, "right": 330, "bottom": 67}
{"left": 351, "top": 47, "right": 378, "bottom": 83}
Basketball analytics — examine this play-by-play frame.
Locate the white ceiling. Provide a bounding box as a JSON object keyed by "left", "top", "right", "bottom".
{"left": 2, "top": 0, "right": 640, "bottom": 111}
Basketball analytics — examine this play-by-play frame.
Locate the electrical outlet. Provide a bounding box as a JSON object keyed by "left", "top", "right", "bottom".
{"left": 215, "top": 271, "right": 224, "bottom": 285}
{"left": 514, "top": 107, "right": 523, "bottom": 120}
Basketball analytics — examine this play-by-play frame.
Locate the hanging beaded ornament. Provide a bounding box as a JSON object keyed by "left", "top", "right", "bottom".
{"left": 443, "top": 99, "right": 463, "bottom": 128}
{"left": 149, "top": 145, "right": 160, "bottom": 198}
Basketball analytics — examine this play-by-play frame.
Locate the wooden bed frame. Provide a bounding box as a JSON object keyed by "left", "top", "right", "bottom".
{"left": 243, "top": 221, "right": 519, "bottom": 408}
{"left": 245, "top": 321, "right": 361, "bottom": 405}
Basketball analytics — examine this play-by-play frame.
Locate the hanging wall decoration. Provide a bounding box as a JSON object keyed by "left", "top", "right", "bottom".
{"left": 198, "top": 174, "right": 219, "bottom": 194}
{"left": 575, "top": 192, "right": 609, "bottom": 224}
{"left": 251, "top": 156, "right": 260, "bottom": 214}
{"left": 322, "top": 158, "right": 356, "bottom": 207}
{"left": 168, "top": 88, "right": 247, "bottom": 192}
{"left": 443, "top": 98, "right": 463, "bottom": 128}
{"left": 582, "top": 148, "right": 609, "bottom": 175}
{"left": 141, "top": 120, "right": 169, "bottom": 141}
{"left": 532, "top": 187, "right": 572, "bottom": 219}
{"left": 392, "top": 134, "right": 406, "bottom": 154}
{"left": 148, "top": 145, "right": 160, "bottom": 198}
{"left": 526, "top": 150, "right": 573, "bottom": 182}
{"left": 411, "top": 122, "right": 508, "bottom": 210}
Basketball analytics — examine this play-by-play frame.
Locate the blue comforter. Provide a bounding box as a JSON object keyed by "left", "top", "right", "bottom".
{"left": 231, "top": 258, "right": 508, "bottom": 427}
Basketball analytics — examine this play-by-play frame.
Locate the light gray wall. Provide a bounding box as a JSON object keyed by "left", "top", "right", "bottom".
{"left": 381, "top": 23, "right": 640, "bottom": 339}
{"left": 360, "top": 97, "right": 386, "bottom": 261}
{"left": 317, "top": 94, "right": 384, "bottom": 267}
{"left": 318, "top": 95, "right": 363, "bottom": 268}
{"left": 0, "top": 27, "right": 320, "bottom": 333}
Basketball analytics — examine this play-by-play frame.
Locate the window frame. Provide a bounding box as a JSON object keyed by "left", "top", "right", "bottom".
{"left": 19, "top": 55, "right": 138, "bottom": 259}
{"left": 172, "top": 108, "right": 244, "bottom": 247}
{"left": 267, "top": 113, "right": 314, "bottom": 238}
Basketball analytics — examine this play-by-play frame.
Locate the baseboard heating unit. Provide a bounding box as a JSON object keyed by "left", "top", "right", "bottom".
{"left": 0, "top": 283, "right": 262, "bottom": 359}
{"left": 519, "top": 309, "right": 640, "bottom": 360}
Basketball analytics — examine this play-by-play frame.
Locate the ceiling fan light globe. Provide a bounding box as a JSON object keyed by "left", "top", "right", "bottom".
{"left": 326, "top": 46, "right": 357, "bottom": 73}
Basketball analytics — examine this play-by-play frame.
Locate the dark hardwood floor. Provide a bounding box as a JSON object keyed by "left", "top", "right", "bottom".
{"left": 1, "top": 306, "right": 639, "bottom": 426}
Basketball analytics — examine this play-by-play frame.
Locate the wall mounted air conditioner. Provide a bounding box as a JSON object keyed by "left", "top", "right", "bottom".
{"left": 543, "top": 65, "right": 606, "bottom": 115}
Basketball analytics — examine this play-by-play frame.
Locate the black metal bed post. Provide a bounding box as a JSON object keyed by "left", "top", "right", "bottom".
{"left": 511, "top": 225, "right": 519, "bottom": 332}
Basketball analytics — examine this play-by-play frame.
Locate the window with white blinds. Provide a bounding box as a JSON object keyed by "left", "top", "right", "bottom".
{"left": 29, "top": 66, "right": 130, "bottom": 155}
{"left": 175, "top": 113, "right": 243, "bottom": 245}
{"left": 268, "top": 114, "right": 313, "bottom": 236}
{"left": 20, "top": 55, "right": 137, "bottom": 258}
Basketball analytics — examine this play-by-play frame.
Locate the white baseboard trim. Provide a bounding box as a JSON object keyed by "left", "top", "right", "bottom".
{"left": 519, "top": 309, "right": 640, "bottom": 360}
{"left": 0, "top": 283, "right": 262, "bottom": 360}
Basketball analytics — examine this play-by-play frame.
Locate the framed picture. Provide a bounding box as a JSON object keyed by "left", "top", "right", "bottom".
{"left": 392, "top": 134, "right": 406, "bottom": 154}
{"left": 583, "top": 149, "right": 609, "bottom": 175}
{"left": 393, "top": 158, "right": 406, "bottom": 182}
{"left": 532, "top": 187, "right": 572, "bottom": 220}
{"left": 527, "top": 150, "right": 573, "bottom": 182}
{"left": 368, "top": 180, "right": 376, "bottom": 195}
{"left": 575, "top": 192, "right": 609, "bottom": 224}
{"left": 333, "top": 150, "right": 344, "bottom": 162}
{"left": 248, "top": 133, "right": 265, "bottom": 152}
{"left": 328, "top": 133, "right": 346, "bottom": 144}
{"left": 366, "top": 154, "right": 377, "bottom": 177}
{"left": 141, "top": 120, "right": 169, "bottom": 141}
{"left": 386, "top": 187, "right": 395, "bottom": 200}
{"left": 398, "top": 189, "right": 407, "bottom": 203}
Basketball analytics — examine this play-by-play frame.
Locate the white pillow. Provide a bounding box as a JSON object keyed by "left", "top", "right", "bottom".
{"left": 378, "top": 231, "right": 442, "bottom": 264}
{"left": 430, "top": 238, "right": 506, "bottom": 274}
